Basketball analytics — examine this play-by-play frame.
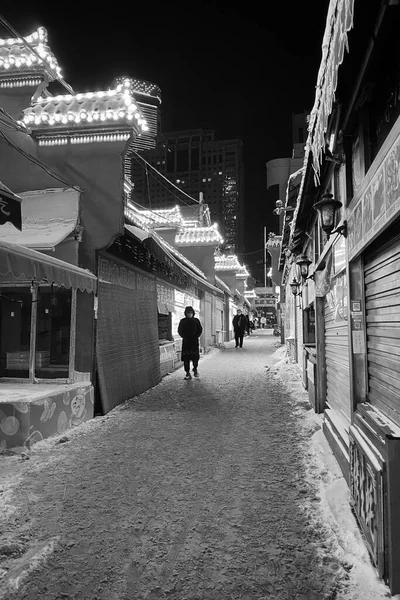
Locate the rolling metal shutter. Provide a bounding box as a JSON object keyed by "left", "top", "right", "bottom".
{"left": 96, "top": 281, "right": 160, "bottom": 414}
{"left": 324, "top": 295, "right": 351, "bottom": 423}
{"left": 296, "top": 304, "right": 303, "bottom": 362}
{"left": 364, "top": 236, "right": 400, "bottom": 427}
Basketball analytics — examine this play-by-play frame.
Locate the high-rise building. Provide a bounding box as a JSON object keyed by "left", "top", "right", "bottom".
{"left": 130, "top": 129, "right": 244, "bottom": 252}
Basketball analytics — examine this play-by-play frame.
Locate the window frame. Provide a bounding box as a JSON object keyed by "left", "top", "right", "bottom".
{"left": 0, "top": 282, "right": 77, "bottom": 384}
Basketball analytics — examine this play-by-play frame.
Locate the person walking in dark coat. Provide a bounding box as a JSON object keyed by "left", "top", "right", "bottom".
{"left": 245, "top": 313, "right": 251, "bottom": 335}
{"left": 178, "top": 306, "right": 203, "bottom": 380}
{"left": 232, "top": 308, "right": 247, "bottom": 348}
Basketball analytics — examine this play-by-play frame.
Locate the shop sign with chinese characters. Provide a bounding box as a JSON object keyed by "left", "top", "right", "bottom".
{"left": 348, "top": 117, "right": 400, "bottom": 260}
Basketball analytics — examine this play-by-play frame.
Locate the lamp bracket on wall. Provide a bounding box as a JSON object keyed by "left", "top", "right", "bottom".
{"left": 330, "top": 220, "right": 348, "bottom": 238}
{"left": 325, "top": 148, "right": 345, "bottom": 165}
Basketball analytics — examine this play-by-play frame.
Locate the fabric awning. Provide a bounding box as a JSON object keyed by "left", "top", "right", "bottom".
{"left": 0, "top": 187, "right": 79, "bottom": 249}
{"left": 0, "top": 181, "right": 22, "bottom": 231}
{"left": 0, "top": 240, "right": 97, "bottom": 293}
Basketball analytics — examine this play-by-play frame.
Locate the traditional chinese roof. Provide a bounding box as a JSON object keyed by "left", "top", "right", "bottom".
{"left": 214, "top": 254, "right": 242, "bottom": 272}
{"left": 113, "top": 77, "right": 162, "bottom": 102}
{"left": 125, "top": 204, "right": 189, "bottom": 229}
{"left": 0, "top": 27, "right": 61, "bottom": 83}
{"left": 175, "top": 225, "right": 222, "bottom": 245}
{"left": 124, "top": 203, "right": 219, "bottom": 245}
{"left": 152, "top": 230, "right": 207, "bottom": 279}
{"left": 265, "top": 233, "right": 282, "bottom": 249}
{"left": 141, "top": 206, "right": 185, "bottom": 227}
{"left": 236, "top": 264, "right": 249, "bottom": 278}
{"left": 22, "top": 84, "right": 148, "bottom": 137}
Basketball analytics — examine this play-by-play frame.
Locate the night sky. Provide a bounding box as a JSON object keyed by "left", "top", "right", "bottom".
{"left": 3, "top": 1, "right": 329, "bottom": 281}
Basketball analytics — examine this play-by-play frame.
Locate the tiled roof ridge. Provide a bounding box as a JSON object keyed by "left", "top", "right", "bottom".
{"left": 23, "top": 83, "right": 148, "bottom": 133}
{"left": 215, "top": 253, "right": 242, "bottom": 271}
{"left": 152, "top": 230, "right": 207, "bottom": 279}
{"left": 175, "top": 224, "right": 223, "bottom": 245}
{"left": 0, "top": 26, "right": 61, "bottom": 80}
{"left": 112, "top": 76, "right": 162, "bottom": 101}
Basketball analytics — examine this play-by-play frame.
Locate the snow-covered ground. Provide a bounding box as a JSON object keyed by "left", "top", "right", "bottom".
{"left": 0, "top": 332, "right": 396, "bottom": 599}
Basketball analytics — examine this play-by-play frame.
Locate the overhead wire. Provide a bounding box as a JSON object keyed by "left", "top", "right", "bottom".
{"left": 131, "top": 153, "right": 192, "bottom": 207}
{"left": 0, "top": 128, "right": 80, "bottom": 191}
{"left": 0, "top": 108, "right": 28, "bottom": 133}
{"left": 131, "top": 149, "right": 201, "bottom": 205}
{"left": 0, "top": 125, "right": 190, "bottom": 228}
{"left": 0, "top": 15, "right": 75, "bottom": 96}
{"left": 238, "top": 248, "right": 265, "bottom": 256}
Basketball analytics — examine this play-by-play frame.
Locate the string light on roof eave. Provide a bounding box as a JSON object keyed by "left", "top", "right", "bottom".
{"left": 23, "top": 87, "right": 148, "bottom": 132}
{"left": 0, "top": 26, "right": 62, "bottom": 78}
{"left": 37, "top": 132, "right": 133, "bottom": 146}
{"left": 113, "top": 76, "right": 162, "bottom": 101}
{"left": 0, "top": 26, "right": 47, "bottom": 47}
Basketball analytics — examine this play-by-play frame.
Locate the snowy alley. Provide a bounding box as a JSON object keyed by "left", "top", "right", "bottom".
{"left": 0, "top": 330, "right": 394, "bottom": 600}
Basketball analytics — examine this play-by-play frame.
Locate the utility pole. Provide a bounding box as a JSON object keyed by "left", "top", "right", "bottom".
{"left": 264, "top": 226, "right": 267, "bottom": 288}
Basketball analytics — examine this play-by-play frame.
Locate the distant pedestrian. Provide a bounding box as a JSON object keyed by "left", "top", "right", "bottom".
{"left": 245, "top": 314, "right": 251, "bottom": 335}
{"left": 178, "top": 306, "right": 203, "bottom": 380}
{"left": 233, "top": 309, "right": 247, "bottom": 348}
{"left": 260, "top": 316, "right": 266, "bottom": 329}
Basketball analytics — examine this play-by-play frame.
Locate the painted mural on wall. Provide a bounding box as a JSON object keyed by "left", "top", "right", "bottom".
{"left": 348, "top": 124, "right": 400, "bottom": 259}
{"left": 0, "top": 384, "right": 94, "bottom": 451}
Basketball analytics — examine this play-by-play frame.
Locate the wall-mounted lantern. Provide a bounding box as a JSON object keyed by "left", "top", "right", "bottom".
{"left": 296, "top": 254, "right": 312, "bottom": 280}
{"left": 289, "top": 277, "right": 302, "bottom": 296}
{"left": 313, "top": 193, "right": 347, "bottom": 238}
